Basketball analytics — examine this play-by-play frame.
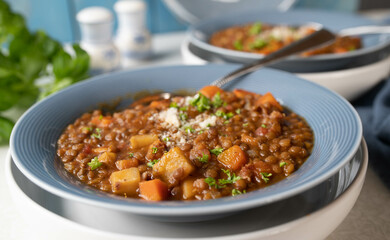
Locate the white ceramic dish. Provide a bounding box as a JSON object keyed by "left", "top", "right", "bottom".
{"left": 181, "top": 38, "right": 390, "bottom": 101}
{"left": 5, "top": 139, "right": 367, "bottom": 240}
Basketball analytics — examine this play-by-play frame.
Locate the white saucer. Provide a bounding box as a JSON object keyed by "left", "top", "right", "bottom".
{"left": 5, "top": 139, "right": 368, "bottom": 240}
{"left": 181, "top": 38, "right": 390, "bottom": 101}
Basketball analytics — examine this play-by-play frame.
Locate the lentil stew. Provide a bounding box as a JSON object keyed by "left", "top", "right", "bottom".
{"left": 57, "top": 86, "right": 314, "bottom": 201}
{"left": 210, "top": 22, "right": 362, "bottom": 56}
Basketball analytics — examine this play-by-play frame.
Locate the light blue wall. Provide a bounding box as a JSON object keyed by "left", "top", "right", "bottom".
{"left": 6, "top": 0, "right": 359, "bottom": 43}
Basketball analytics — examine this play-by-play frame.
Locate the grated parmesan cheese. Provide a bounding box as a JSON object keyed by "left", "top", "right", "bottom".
{"left": 158, "top": 108, "right": 180, "bottom": 128}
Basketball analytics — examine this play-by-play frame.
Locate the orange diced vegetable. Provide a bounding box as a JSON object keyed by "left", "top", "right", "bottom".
{"left": 149, "top": 100, "right": 169, "bottom": 109}
{"left": 255, "top": 92, "right": 283, "bottom": 111}
{"left": 199, "top": 85, "right": 224, "bottom": 99}
{"left": 217, "top": 145, "right": 247, "bottom": 170}
{"left": 91, "top": 116, "right": 113, "bottom": 128}
{"left": 98, "top": 152, "right": 117, "bottom": 165}
{"left": 139, "top": 179, "right": 168, "bottom": 201}
{"left": 115, "top": 158, "right": 139, "bottom": 170}
{"left": 92, "top": 147, "right": 109, "bottom": 154}
{"left": 233, "top": 89, "right": 261, "bottom": 98}
{"left": 109, "top": 167, "right": 140, "bottom": 196}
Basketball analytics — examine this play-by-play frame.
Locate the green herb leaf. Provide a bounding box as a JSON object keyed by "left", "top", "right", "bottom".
{"left": 232, "top": 189, "right": 246, "bottom": 196}
{"left": 235, "top": 109, "right": 241, "bottom": 114}
{"left": 219, "top": 169, "right": 241, "bottom": 185}
{"left": 184, "top": 125, "right": 195, "bottom": 134}
{"left": 179, "top": 112, "right": 188, "bottom": 121}
{"left": 210, "top": 147, "right": 224, "bottom": 156}
{"left": 233, "top": 40, "right": 243, "bottom": 50}
{"left": 91, "top": 128, "right": 102, "bottom": 139}
{"left": 250, "top": 39, "right": 267, "bottom": 50}
{"left": 129, "top": 152, "right": 134, "bottom": 157}
{"left": 204, "top": 177, "right": 224, "bottom": 189}
{"left": 147, "top": 159, "right": 159, "bottom": 168}
{"left": 243, "top": 123, "right": 249, "bottom": 127}
{"left": 163, "top": 137, "right": 170, "bottom": 142}
{"left": 260, "top": 172, "right": 272, "bottom": 183}
{"left": 212, "top": 92, "right": 224, "bottom": 108}
{"left": 215, "top": 110, "right": 234, "bottom": 120}
{"left": 249, "top": 22, "right": 262, "bottom": 35}
{"left": 198, "top": 154, "right": 209, "bottom": 163}
{"left": 152, "top": 147, "right": 158, "bottom": 154}
{"left": 179, "top": 106, "right": 188, "bottom": 111}
{"left": 280, "top": 162, "right": 287, "bottom": 167}
{"left": 88, "top": 157, "right": 102, "bottom": 170}
{"left": 261, "top": 124, "right": 268, "bottom": 128}
{"left": 190, "top": 93, "right": 211, "bottom": 112}
{"left": 170, "top": 102, "right": 178, "bottom": 108}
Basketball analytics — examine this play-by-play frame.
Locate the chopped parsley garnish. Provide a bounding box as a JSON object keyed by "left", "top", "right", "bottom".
{"left": 184, "top": 125, "right": 195, "bottom": 134}
{"left": 147, "top": 159, "right": 159, "bottom": 168}
{"left": 233, "top": 40, "right": 243, "bottom": 50}
{"left": 179, "top": 112, "right": 188, "bottom": 121}
{"left": 235, "top": 109, "right": 241, "bottom": 114}
{"left": 224, "top": 120, "right": 230, "bottom": 124}
{"left": 219, "top": 169, "right": 241, "bottom": 185}
{"left": 204, "top": 177, "right": 224, "bottom": 189}
{"left": 215, "top": 110, "right": 234, "bottom": 120}
{"left": 163, "top": 137, "right": 170, "bottom": 142}
{"left": 129, "top": 152, "right": 134, "bottom": 157}
{"left": 88, "top": 157, "right": 102, "bottom": 170}
{"left": 190, "top": 93, "right": 211, "bottom": 112}
{"left": 260, "top": 172, "right": 272, "bottom": 183}
{"left": 250, "top": 39, "right": 267, "bottom": 50}
{"left": 99, "top": 115, "right": 103, "bottom": 120}
{"left": 243, "top": 123, "right": 249, "bottom": 127}
{"left": 82, "top": 126, "right": 92, "bottom": 132}
{"left": 91, "top": 128, "right": 102, "bottom": 139}
{"left": 169, "top": 102, "right": 178, "bottom": 108}
{"left": 152, "top": 147, "right": 158, "bottom": 154}
{"left": 249, "top": 22, "right": 262, "bottom": 35}
{"left": 212, "top": 92, "right": 224, "bottom": 108}
{"left": 280, "top": 162, "right": 287, "bottom": 167}
{"left": 198, "top": 154, "right": 209, "bottom": 163}
{"left": 261, "top": 124, "right": 268, "bottom": 128}
{"left": 232, "top": 189, "right": 246, "bottom": 196}
{"left": 179, "top": 106, "right": 188, "bottom": 111}
{"left": 210, "top": 147, "right": 224, "bottom": 156}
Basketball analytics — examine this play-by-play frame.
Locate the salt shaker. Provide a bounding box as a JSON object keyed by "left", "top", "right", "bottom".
{"left": 114, "top": 0, "right": 152, "bottom": 68}
{"left": 76, "top": 7, "right": 120, "bottom": 75}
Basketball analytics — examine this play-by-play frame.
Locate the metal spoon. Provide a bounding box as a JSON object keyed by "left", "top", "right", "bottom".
{"left": 131, "top": 27, "right": 335, "bottom": 106}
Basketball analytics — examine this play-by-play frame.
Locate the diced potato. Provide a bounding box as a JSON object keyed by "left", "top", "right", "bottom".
{"left": 130, "top": 134, "right": 158, "bottom": 149}
{"left": 217, "top": 145, "right": 247, "bottom": 170}
{"left": 139, "top": 179, "right": 169, "bottom": 201}
{"left": 182, "top": 179, "right": 195, "bottom": 200}
{"left": 98, "top": 152, "right": 117, "bottom": 165}
{"left": 115, "top": 158, "right": 139, "bottom": 170}
{"left": 233, "top": 89, "right": 260, "bottom": 99}
{"left": 153, "top": 147, "right": 194, "bottom": 183}
{"left": 199, "top": 85, "right": 224, "bottom": 99}
{"left": 255, "top": 92, "right": 283, "bottom": 111}
{"left": 109, "top": 167, "right": 140, "bottom": 196}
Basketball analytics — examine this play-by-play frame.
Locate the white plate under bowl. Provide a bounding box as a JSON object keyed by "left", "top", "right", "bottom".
{"left": 5, "top": 140, "right": 368, "bottom": 240}
{"left": 181, "top": 38, "right": 390, "bottom": 101}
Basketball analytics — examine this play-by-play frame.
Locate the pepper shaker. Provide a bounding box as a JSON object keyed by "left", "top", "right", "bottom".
{"left": 76, "top": 7, "right": 120, "bottom": 75}
{"left": 114, "top": 0, "right": 152, "bottom": 68}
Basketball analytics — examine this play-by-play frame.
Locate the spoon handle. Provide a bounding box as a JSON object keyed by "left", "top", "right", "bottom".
{"left": 210, "top": 28, "right": 336, "bottom": 88}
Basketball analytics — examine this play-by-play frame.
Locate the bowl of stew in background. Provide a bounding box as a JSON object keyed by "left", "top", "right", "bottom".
{"left": 10, "top": 64, "right": 362, "bottom": 221}
{"left": 188, "top": 9, "right": 390, "bottom": 73}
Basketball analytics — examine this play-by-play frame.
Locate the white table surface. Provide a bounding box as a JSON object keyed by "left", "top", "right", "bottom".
{"left": 1, "top": 31, "right": 390, "bottom": 240}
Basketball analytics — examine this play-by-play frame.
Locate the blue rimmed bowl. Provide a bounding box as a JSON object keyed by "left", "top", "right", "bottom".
{"left": 10, "top": 65, "right": 362, "bottom": 221}
{"left": 188, "top": 9, "right": 390, "bottom": 73}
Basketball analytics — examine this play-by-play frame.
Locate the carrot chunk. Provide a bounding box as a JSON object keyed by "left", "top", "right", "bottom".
{"left": 233, "top": 89, "right": 261, "bottom": 99}
{"left": 139, "top": 179, "right": 169, "bottom": 201}
{"left": 217, "top": 145, "right": 247, "bottom": 170}
{"left": 91, "top": 115, "right": 113, "bottom": 128}
{"left": 255, "top": 92, "right": 283, "bottom": 111}
{"left": 199, "top": 85, "right": 224, "bottom": 99}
